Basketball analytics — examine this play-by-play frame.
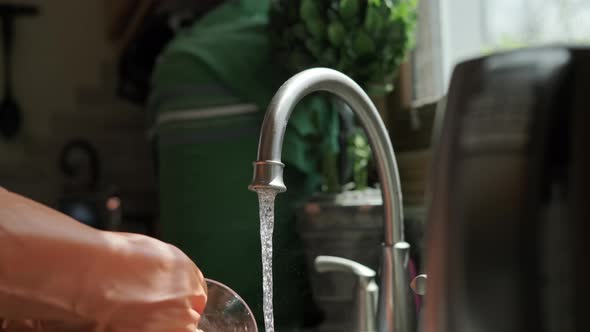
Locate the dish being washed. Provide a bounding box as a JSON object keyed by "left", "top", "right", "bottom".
{"left": 198, "top": 278, "right": 258, "bottom": 332}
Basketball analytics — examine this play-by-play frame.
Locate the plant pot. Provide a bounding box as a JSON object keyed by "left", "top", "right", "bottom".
{"left": 296, "top": 189, "right": 431, "bottom": 331}
{"left": 296, "top": 188, "right": 383, "bottom": 331}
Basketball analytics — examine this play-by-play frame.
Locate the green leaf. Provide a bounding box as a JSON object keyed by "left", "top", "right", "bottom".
{"left": 303, "top": 17, "right": 325, "bottom": 40}
{"left": 321, "top": 48, "right": 337, "bottom": 64}
{"left": 327, "top": 21, "right": 346, "bottom": 46}
{"left": 348, "top": 129, "right": 371, "bottom": 189}
{"left": 271, "top": 0, "right": 417, "bottom": 94}
{"left": 352, "top": 30, "right": 376, "bottom": 56}
{"left": 305, "top": 39, "right": 323, "bottom": 58}
{"left": 293, "top": 23, "right": 307, "bottom": 39}
{"left": 300, "top": 0, "right": 324, "bottom": 39}
{"left": 322, "top": 151, "right": 341, "bottom": 193}
{"left": 288, "top": 50, "right": 314, "bottom": 70}
{"left": 339, "top": 0, "right": 359, "bottom": 19}
{"left": 364, "top": 5, "right": 384, "bottom": 35}
{"left": 300, "top": 0, "right": 320, "bottom": 19}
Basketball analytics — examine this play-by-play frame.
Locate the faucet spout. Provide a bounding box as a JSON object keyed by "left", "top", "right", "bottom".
{"left": 249, "top": 68, "right": 415, "bottom": 332}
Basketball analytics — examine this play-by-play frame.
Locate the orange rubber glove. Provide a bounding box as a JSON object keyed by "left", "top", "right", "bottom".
{"left": 0, "top": 188, "right": 207, "bottom": 331}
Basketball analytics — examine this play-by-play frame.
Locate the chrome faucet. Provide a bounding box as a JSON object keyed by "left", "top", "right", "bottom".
{"left": 248, "top": 68, "right": 416, "bottom": 332}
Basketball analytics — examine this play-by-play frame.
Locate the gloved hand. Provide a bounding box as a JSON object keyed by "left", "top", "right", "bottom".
{"left": 0, "top": 188, "right": 207, "bottom": 331}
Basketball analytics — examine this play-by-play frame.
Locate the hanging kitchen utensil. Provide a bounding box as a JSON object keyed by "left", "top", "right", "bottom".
{"left": 0, "top": 3, "right": 38, "bottom": 139}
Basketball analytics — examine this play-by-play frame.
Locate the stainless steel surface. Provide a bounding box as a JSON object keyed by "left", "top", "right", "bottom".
{"left": 422, "top": 47, "right": 585, "bottom": 332}
{"left": 248, "top": 160, "right": 286, "bottom": 192}
{"left": 315, "top": 255, "right": 377, "bottom": 278}
{"left": 410, "top": 275, "right": 427, "bottom": 296}
{"left": 199, "top": 278, "right": 258, "bottom": 332}
{"left": 248, "top": 68, "right": 415, "bottom": 332}
{"left": 315, "top": 255, "right": 378, "bottom": 332}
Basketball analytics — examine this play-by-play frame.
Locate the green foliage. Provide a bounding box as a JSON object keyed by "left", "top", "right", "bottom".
{"left": 348, "top": 128, "right": 371, "bottom": 190}
{"left": 269, "top": 0, "right": 418, "bottom": 94}
{"left": 268, "top": 0, "right": 418, "bottom": 192}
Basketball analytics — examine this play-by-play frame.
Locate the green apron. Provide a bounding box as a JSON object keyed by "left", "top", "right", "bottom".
{"left": 149, "top": 1, "right": 339, "bottom": 328}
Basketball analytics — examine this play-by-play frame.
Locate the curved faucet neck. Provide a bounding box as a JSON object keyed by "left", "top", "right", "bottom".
{"left": 250, "top": 67, "right": 404, "bottom": 245}
{"left": 248, "top": 68, "right": 415, "bottom": 332}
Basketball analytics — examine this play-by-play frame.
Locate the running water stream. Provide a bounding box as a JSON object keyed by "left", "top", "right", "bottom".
{"left": 256, "top": 189, "right": 278, "bottom": 332}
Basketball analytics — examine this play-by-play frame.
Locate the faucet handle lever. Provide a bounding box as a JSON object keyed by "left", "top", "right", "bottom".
{"left": 315, "top": 255, "right": 378, "bottom": 332}
{"left": 315, "top": 255, "right": 376, "bottom": 279}
{"left": 410, "top": 274, "right": 427, "bottom": 295}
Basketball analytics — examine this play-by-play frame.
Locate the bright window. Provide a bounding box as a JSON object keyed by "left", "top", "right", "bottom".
{"left": 413, "top": 0, "right": 590, "bottom": 101}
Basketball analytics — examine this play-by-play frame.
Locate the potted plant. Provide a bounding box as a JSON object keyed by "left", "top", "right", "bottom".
{"left": 267, "top": 0, "right": 418, "bottom": 329}
{"left": 268, "top": 0, "right": 417, "bottom": 190}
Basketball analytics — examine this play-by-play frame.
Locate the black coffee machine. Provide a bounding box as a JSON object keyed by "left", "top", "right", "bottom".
{"left": 423, "top": 47, "right": 589, "bottom": 332}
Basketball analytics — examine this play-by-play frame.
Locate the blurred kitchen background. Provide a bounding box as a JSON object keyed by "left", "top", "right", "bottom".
{"left": 0, "top": 0, "right": 588, "bottom": 330}
{"left": 2, "top": 0, "right": 588, "bottom": 232}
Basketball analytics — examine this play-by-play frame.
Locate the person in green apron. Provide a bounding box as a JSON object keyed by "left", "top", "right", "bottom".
{"left": 149, "top": 0, "right": 339, "bottom": 329}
